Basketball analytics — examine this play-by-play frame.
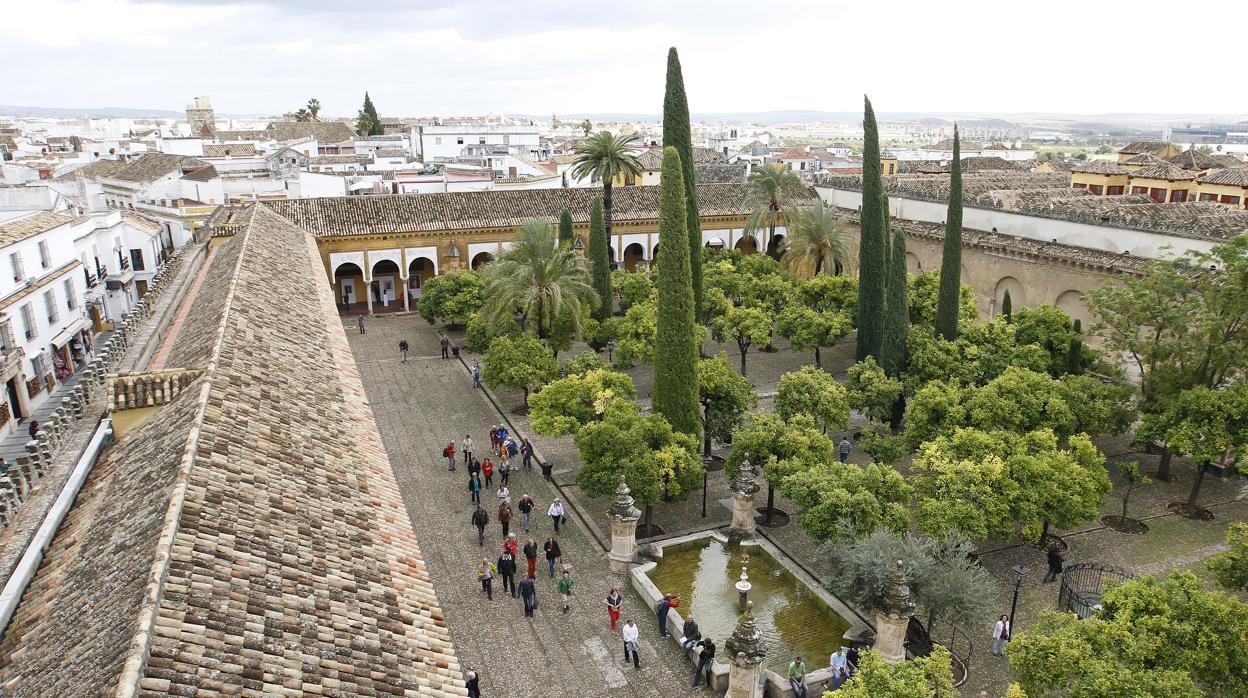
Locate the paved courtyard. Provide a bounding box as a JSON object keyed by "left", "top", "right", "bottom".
{"left": 347, "top": 313, "right": 714, "bottom": 698}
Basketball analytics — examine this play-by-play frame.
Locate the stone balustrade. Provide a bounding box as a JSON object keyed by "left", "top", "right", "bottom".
{"left": 107, "top": 368, "right": 204, "bottom": 412}
{"left": 0, "top": 244, "right": 194, "bottom": 534}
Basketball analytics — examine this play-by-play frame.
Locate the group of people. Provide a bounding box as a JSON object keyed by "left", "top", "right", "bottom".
{"left": 783, "top": 647, "right": 861, "bottom": 696}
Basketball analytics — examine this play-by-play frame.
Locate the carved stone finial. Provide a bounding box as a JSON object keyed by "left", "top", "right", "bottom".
{"left": 610, "top": 476, "right": 640, "bottom": 523}
{"left": 882, "top": 560, "right": 916, "bottom": 617}
{"left": 725, "top": 600, "right": 766, "bottom": 666}
{"left": 736, "top": 454, "right": 759, "bottom": 496}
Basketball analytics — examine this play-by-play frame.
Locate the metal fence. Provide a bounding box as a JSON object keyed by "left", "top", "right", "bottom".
{"left": 1058, "top": 562, "right": 1136, "bottom": 619}
{"left": 907, "top": 616, "right": 972, "bottom": 688}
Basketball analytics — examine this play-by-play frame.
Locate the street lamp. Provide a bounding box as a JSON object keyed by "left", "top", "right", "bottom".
{"left": 606, "top": 339, "right": 616, "bottom": 364}
{"left": 1008, "top": 564, "right": 1030, "bottom": 642}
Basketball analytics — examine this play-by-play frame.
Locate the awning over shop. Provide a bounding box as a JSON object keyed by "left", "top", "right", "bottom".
{"left": 50, "top": 317, "right": 88, "bottom": 348}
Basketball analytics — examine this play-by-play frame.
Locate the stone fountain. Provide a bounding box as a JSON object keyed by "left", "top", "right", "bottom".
{"left": 724, "top": 600, "right": 767, "bottom": 698}
{"left": 729, "top": 454, "right": 760, "bottom": 541}
{"left": 608, "top": 477, "right": 641, "bottom": 574}
{"left": 735, "top": 553, "right": 752, "bottom": 610}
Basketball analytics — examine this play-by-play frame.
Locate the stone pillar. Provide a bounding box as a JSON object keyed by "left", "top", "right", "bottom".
{"left": 729, "top": 455, "right": 760, "bottom": 540}
{"left": 725, "top": 601, "right": 766, "bottom": 698}
{"left": 607, "top": 477, "right": 641, "bottom": 575}
{"left": 401, "top": 276, "right": 411, "bottom": 312}
{"left": 874, "top": 561, "right": 916, "bottom": 665}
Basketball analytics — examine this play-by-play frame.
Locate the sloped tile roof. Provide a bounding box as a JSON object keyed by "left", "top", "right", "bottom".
{"left": 54, "top": 159, "right": 128, "bottom": 181}
{"left": 202, "top": 143, "right": 257, "bottom": 157}
{"left": 1119, "top": 141, "right": 1172, "bottom": 156}
{"left": 120, "top": 212, "right": 162, "bottom": 236}
{"left": 262, "top": 182, "right": 805, "bottom": 237}
{"left": 1123, "top": 153, "right": 1165, "bottom": 167}
{"left": 1165, "top": 148, "right": 1221, "bottom": 171}
{"left": 1072, "top": 160, "right": 1130, "bottom": 175}
{"left": 0, "top": 210, "right": 74, "bottom": 246}
{"left": 1200, "top": 167, "right": 1248, "bottom": 187}
{"left": 179, "top": 164, "right": 219, "bottom": 182}
{"left": 266, "top": 120, "right": 356, "bottom": 143}
{"left": 1130, "top": 162, "right": 1196, "bottom": 181}
{"left": 106, "top": 153, "right": 207, "bottom": 183}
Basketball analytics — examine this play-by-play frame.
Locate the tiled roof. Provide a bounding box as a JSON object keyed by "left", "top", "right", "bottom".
{"left": 691, "top": 146, "right": 729, "bottom": 164}
{"left": 1199, "top": 167, "right": 1248, "bottom": 187}
{"left": 927, "top": 138, "right": 981, "bottom": 151}
{"left": 375, "top": 147, "right": 407, "bottom": 158}
{"left": 0, "top": 210, "right": 74, "bottom": 246}
{"left": 1119, "top": 141, "right": 1171, "bottom": 156}
{"left": 266, "top": 120, "right": 356, "bottom": 143}
{"left": 1130, "top": 162, "right": 1196, "bottom": 181}
{"left": 54, "top": 159, "right": 128, "bottom": 181}
{"left": 106, "top": 153, "right": 207, "bottom": 183}
{"left": 262, "top": 182, "right": 808, "bottom": 237}
{"left": 163, "top": 233, "right": 245, "bottom": 369}
{"left": 0, "top": 260, "right": 81, "bottom": 311}
{"left": 306, "top": 154, "right": 371, "bottom": 165}
{"left": 180, "top": 164, "right": 219, "bottom": 182}
{"left": 1212, "top": 154, "right": 1243, "bottom": 168}
{"left": 548, "top": 154, "right": 578, "bottom": 165}
{"left": 1124, "top": 153, "right": 1165, "bottom": 167}
{"left": 778, "top": 148, "right": 811, "bottom": 160}
{"left": 639, "top": 147, "right": 728, "bottom": 170}
{"left": 201, "top": 143, "right": 257, "bottom": 157}
{"left": 694, "top": 163, "right": 747, "bottom": 184}
{"left": 120, "top": 212, "right": 162, "bottom": 235}
{"left": 1072, "top": 160, "right": 1130, "bottom": 175}
{"left": 961, "top": 156, "right": 1027, "bottom": 172}
{"left": 214, "top": 129, "right": 268, "bottom": 141}
{"left": 1165, "top": 148, "right": 1221, "bottom": 171}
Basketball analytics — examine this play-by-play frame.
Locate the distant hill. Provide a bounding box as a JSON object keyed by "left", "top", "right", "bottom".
{"left": 0, "top": 104, "right": 183, "bottom": 119}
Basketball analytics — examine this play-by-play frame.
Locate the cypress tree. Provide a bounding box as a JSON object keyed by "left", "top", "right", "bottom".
{"left": 558, "top": 208, "right": 574, "bottom": 247}
{"left": 652, "top": 147, "right": 700, "bottom": 435}
{"left": 1002, "top": 289, "right": 1013, "bottom": 319}
{"left": 880, "top": 227, "right": 910, "bottom": 378}
{"left": 663, "top": 48, "right": 703, "bottom": 320}
{"left": 934, "top": 126, "right": 964, "bottom": 340}
{"left": 880, "top": 189, "right": 892, "bottom": 281}
{"left": 588, "top": 198, "right": 612, "bottom": 322}
{"left": 855, "top": 95, "right": 886, "bottom": 361}
{"left": 362, "top": 92, "right": 383, "bottom": 136}
{"left": 1066, "top": 319, "right": 1084, "bottom": 374}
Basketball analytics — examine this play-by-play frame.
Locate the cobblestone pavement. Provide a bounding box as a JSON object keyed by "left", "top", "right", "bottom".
{"left": 347, "top": 313, "right": 713, "bottom": 698}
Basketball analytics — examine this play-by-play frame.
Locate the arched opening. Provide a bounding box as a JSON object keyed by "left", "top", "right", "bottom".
{"left": 623, "top": 243, "right": 645, "bottom": 272}
{"left": 735, "top": 235, "right": 758, "bottom": 255}
{"left": 705, "top": 239, "right": 725, "bottom": 256}
{"left": 371, "top": 259, "right": 401, "bottom": 307}
{"left": 906, "top": 252, "right": 922, "bottom": 276}
{"left": 651, "top": 243, "right": 661, "bottom": 262}
{"left": 471, "top": 251, "right": 494, "bottom": 270}
{"left": 766, "top": 233, "right": 785, "bottom": 260}
{"left": 409, "top": 257, "right": 434, "bottom": 300}
{"left": 993, "top": 276, "right": 1024, "bottom": 318}
{"left": 1055, "top": 290, "right": 1090, "bottom": 329}
{"left": 334, "top": 262, "right": 364, "bottom": 310}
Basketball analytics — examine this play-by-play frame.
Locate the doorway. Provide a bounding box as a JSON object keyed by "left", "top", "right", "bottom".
{"left": 6, "top": 378, "right": 24, "bottom": 422}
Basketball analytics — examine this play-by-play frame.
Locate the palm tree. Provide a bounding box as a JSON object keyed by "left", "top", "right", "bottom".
{"left": 744, "top": 164, "right": 805, "bottom": 255}
{"left": 781, "top": 200, "right": 856, "bottom": 277}
{"left": 356, "top": 110, "right": 377, "bottom": 137}
{"left": 306, "top": 98, "right": 321, "bottom": 121}
{"left": 482, "top": 220, "right": 600, "bottom": 340}
{"left": 293, "top": 108, "right": 311, "bottom": 122}
{"left": 570, "top": 131, "right": 643, "bottom": 240}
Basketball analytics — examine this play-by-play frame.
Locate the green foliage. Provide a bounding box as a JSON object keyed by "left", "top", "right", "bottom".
{"left": 857, "top": 423, "right": 909, "bottom": 464}
{"left": 711, "top": 305, "right": 772, "bottom": 375}
{"left": 662, "top": 47, "right": 703, "bottom": 319}
{"left": 833, "top": 646, "right": 956, "bottom": 698}
{"left": 1009, "top": 571, "right": 1248, "bottom": 697}
{"left": 799, "top": 273, "right": 859, "bottom": 317}
{"left": 847, "top": 357, "right": 903, "bottom": 424}
{"left": 902, "top": 322, "right": 1049, "bottom": 396}
{"left": 935, "top": 127, "right": 963, "bottom": 340}
{"left": 358, "top": 92, "right": 383, "bottom": 135}
{"left": 781, "top": 200, "right": 856, "bottom": 277}
{"left": 780, "top": 462, "right": 912, "bottom": 543}
{"left": 482, "top": 334, "right": 559, "bottom": 403}
{"left": 726, "top": 412, "right": 833, "bottom": 485}
{"left": 1057, "top": 374, "right": 1135, "bottom": 436}
{"left": 743, "top": 165, "right": 805, "bottom": 251}
{"left": 856, "top": 95, "right": 886, "bottom": 361}
{"left": 1011, "top": 305, "right": 1084, "bottom": 377}
{"left": 651, "top": 146, "right": 700, "bottom": 435}
{"left": 527, "top": 368, "right": 637, "bottom": 436}
{"left": 1207, "top": 523, "right": 1248, "bottom": 591}
{"left": 966, "top": 367, "right": 1077, "bottom": 437}
{"left": 703, "top": 258, "right": 745, "bottom": 305}
{"left": 418, "top": 270, "right": 485, "bottom": 327}
{"left": 581, "top": 316, "right": 617, "bottom": 351}
{"left": 557, "top": 208, "right": 574, "bottom": 247}
{"left": 575, "top": 409, "right": 702, "bottom": 507}
{"left": 1002, "top": 289, "right": 1013, "bottom": 319}
{"left": 615, "top": 299, "right": 657, "bottom": 367}
{"left": 737, "top": 253, "right": 782, "bottom": 279}
{"left": 563, "top": 349, "right": 610, "bottom": 377}
{"left": 775, "top": 366, "right": 850, "bottom": 434}
{"left": 481, "top": 220, "right": 599, "bottom": 340}
{"left": 697, "top": 353, "right": 756, "bottom": 450}
{"left": 740, "top": 272, "right": 796, "bottom": 316}
{"left": 775, "top": 305, "right": 852, "bottom": 368}
{"left": 465, "top": 311, "right": 521, "bottom": 354}
{"left": 572, "top": 131, "right": 643, "bottom": 239}
{"left": 588, "top": 197, "right": 612, "bottom": 322}
{"left": 908, "top": 270, "right": 976, "bottom": 327}
{"left": 880, "top": 227, "right": 910, "bottom": 377}
{"left": 612, "top": 269, "right": 655, "bottom": 313}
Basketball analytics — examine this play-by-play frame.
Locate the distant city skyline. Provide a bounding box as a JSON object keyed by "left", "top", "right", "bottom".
{"left": 6, "top": 0, "right": 1246, "bottom": 118}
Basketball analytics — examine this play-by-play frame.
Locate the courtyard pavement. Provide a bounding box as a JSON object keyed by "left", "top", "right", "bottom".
{"left": 347, "top": 313, "right": 714, "bottom": 698}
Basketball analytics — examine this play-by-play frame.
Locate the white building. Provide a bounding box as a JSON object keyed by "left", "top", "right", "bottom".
{"left": 414, "top": 125, "right": 542, "bottom": 162}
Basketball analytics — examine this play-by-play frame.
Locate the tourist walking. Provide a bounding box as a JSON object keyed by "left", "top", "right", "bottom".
{"left": 499, "top": 460, "right": 511, "bottom": 487}
{"left": 472, "top": 361, "right": 481, "bottom": 388}
{"left": 604, "top": 588, "right": 624, "bottom": 631}
{"left": 1044, "top": 545, "right": 1065, "bottom": 583}
{"left": 471, "top": 503, "right": 489, "bottom": 546}
{"left": 788, "top": 656, "right": 808, "bottom": 698}
{"left": 496, "top": 484, "right": 511, "bottom": 504}
{"left": 517, "top": 494, "right": 535, "bottom": 533}
{"left": 838, "top": 437, "right": 851, "bottom": 463}
{"left": 477, "top": 558, "right": 496, "bottom": 601}
{"left": 692, "top": 638, "right": 716, "bottom": 687}
{"left": 557, "top": 569, "right": 574, "bottom": 613}
{"left": 548, "top": 499, "right": 565, "bottom": 533}
{"left": 655, "top": 593, "right": 680, "bottom": 638}
{"left": 482, "top": 458, "right": 494, "bottom": 488}
{"left": 468, "top": 474, "right": 482, "bottom": 506}
{"left": 507, "top": 438, "right": 519, "bottom": 469}
{"left": 461, "top": 434, "right": 474, "bottom": 465}
{"left": 498, "top": 500, "right": 513, "bottom": 538}
{"left": 399, "top": 339, "right": 409, "bottom": 363}
{"left": 464, "top": 668, "right": 480, "bottom": 698}
{"left": 680, "top": 617, "right": 701, "bottom": 657}
{"left": 498, "top": 549, "right": 517, "bottom": 598}
{"left": 519, "top": 574, "right": 538, "bottom": 617}
{"left": 992, "top": 615, "right": 1011, "bottom": 656}
{"left": 468, "top": 456, "right": 481, "bottom": 478}
{"left": 521, "top": 439, "right": 534, "bottom": 471}
{"left": 544, "top": 536, "right": 561, "bottom": 578}
{"left": 489, "top": 425, "right": 499, "bottom": 449}
{"left": 357, "top": 314, "right": 365, "bottom": 334}
{"left": 440, "top": 334, "right": 450, "bottom": 359}
{"left": 443, "top": 441, "right": 457, "bottom": 471}
{"left": 503, "top": 533, "right": 519, "bottom": 557}
{"left": 523, "top": 538, "right": 539, "bottom": 578}
{"left": 621, "top": 619, "right": 641, "bottom": 669}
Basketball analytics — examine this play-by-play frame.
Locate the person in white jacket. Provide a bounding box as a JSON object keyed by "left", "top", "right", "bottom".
{"left": 548, "top": 499, "right": 565, "bottom": 533}
{"left": 992, "top": 615, "right": 1011, "bottom": 656}
{"left": 621, "top": 619, "right": 641, "bottom": 669}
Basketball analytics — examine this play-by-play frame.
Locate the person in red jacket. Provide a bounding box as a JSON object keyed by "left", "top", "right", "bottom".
{"left": 482, "top": 458, "right": 494, "bottom": 488}
{"left": 443, "top": 441, "right": 456, "bottom": 471}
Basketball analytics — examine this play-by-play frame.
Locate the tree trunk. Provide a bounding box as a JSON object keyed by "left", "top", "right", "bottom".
{"left": 1121, "top": 485, "right": 1132, "bottom": 520}
{"left": 765, "top": 483, "right": 775, "bottom": 525}
{"left": 603, "top": 181, "right": 614, "bottom": 240}
{"left": 1156, "top": 445, "right": 1173, "bottom": 481}
{"left": 1039, "top": 520, "right": 1051, "bottom": 547}
{"left": 814, "top": 255, "right": 823, "bottom": 276}
{"left": 814, "top": 346, "right": 821, "bottom": 369}
{"left": 739, "top": 343, "right": 748, "bottom": 376}
{"left": 702, "top": 402, "right": 712, "bottom": 457}
{"left": 644, "top": 504, "right": 654, "bottom": 536}
{"left": 1187, "top": 462, "right": 1208, "bottom": 517}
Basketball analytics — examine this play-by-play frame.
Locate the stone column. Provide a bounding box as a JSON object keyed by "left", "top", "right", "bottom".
{"left": 725, "top": 601, "right": 766, "bottom": 698}
{"left": 729, "top": 455, "right": 760, "bottom": 540}
{"left": 607, "top": 477, "right": 641, "bottom": 575}
{"left": 874, "top": 561, "right": 916, "bottom": 665}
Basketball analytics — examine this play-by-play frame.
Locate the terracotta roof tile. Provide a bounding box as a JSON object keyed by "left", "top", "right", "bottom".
{"left": 1072, "top": 160, "right": 1130, "bottom": 175}
{"left": 1130, "top": 162, "right": 1196, "bottom": 181}
{"left": 0, "top": 210, "right": 74, "bottom": 246}
{"left": 1165, "top": 148, "right": 1222, "bottom": 171}
{"left": 1119, "top": 141, "right": 1172, "bottom": 156}
{"left": 1199, "top": 167, "right": 1248, "bottom": 187}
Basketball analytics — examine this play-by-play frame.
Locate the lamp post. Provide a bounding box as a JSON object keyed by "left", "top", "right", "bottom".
{"left": 1008, "top": 564, "right": 1029, "bottom": 642}
{"left": 606, "top": 339, "right": 615, "bottom": 365}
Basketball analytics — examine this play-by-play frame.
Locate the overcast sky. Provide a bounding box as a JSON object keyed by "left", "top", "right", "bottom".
{"left": 6, "top": 0, "right": 1245, "bottom": 119}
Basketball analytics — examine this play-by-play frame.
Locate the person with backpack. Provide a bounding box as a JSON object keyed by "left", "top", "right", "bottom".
{"left": 464, "top": 668, "right": 480, "bottom": 698}
{"left": 838, "top": 437, "right": 852, "bottom": 463}
{"left": 443, "top": 441, "right": 456, "bottom": 471}
{"left": 398, "top": 339, "right": 409, "bottom": 363}
{"left": 471, "top": 503, "right": 488, "bottom": 546}
{"left": 499, "top": 459, "right": 511, "bottom": 487}
{"left": 692, "top": 638, "right": 716, "bottom": 687}
{"left": 497, "top": 548, "right": 517, "bottom": 598}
